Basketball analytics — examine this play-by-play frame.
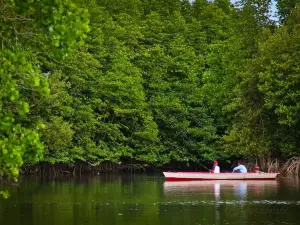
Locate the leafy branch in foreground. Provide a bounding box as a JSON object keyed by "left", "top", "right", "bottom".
{"left": 0, "top": 0, "right": 90, "bottom": 180}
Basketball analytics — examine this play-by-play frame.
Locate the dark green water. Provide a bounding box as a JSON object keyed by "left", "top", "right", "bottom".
{"left": 0, "top": 174, "right": 300, "bottom": 225}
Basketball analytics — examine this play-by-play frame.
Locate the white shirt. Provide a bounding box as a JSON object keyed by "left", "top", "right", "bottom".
{"left": 214, "top": 165, "right": 220, "bottom": 173}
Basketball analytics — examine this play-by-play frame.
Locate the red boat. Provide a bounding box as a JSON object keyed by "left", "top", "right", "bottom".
{"left": 163, "top": 172, "right": 280, "bottom": 181}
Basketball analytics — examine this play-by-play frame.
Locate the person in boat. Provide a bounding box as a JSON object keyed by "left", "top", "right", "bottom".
{"left": 233, "top": 161, "right": 247, "bottom": 173}
{"left": 253, "top": 166, "right": 260, "bottom": 173}
{"left": 211, "top": 160, "right": 220, "bottom": 173}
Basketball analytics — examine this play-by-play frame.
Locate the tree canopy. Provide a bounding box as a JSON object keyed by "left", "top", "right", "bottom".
{"left": 1, "top": 0, "right": 300, "bottom": 179}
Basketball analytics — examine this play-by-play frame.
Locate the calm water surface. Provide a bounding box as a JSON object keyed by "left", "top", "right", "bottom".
{"left": 0, "top": 174, "right": 300, "bottom": 225}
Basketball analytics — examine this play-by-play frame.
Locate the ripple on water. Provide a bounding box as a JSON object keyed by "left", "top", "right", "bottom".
{"left": 157, "top": 200, "right": 300, "bottom": 206}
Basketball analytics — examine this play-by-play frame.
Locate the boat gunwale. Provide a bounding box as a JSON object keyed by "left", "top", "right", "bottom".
{"left": 163, "top": 171, "right": 280, "bottom": 181}
{"left": 163, "top": 172, "right": 280, "bottom": 174}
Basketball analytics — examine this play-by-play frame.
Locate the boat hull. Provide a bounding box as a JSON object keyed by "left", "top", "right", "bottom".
{"left": 163, "top": 172, "right": 279, "bottom": 181}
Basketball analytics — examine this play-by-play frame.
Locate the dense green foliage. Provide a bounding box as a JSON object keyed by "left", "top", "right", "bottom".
{"left": 1, "top": 0, "right": 300, "bottom": 178}
{"left": 0, "top": 0, "right": 89, "bottom": 179}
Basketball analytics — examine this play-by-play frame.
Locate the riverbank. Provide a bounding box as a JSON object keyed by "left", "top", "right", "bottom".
{"left": 18, "top": 157, "right": 300, "bottom": 177}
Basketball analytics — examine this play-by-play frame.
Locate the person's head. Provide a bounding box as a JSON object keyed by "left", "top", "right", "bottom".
{"left": 254, "top": 166, "right": 260, "bottom": 171}
{"left": 237, "top": 161, "right": 243, "bottom": 165}
{"left": 213, "top": 160, "right": 218, "bottom": 166}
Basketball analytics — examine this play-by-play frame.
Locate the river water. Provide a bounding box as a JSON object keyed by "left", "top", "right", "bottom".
{"left": 0, "top": 174, "right": 299, "bottom": 225}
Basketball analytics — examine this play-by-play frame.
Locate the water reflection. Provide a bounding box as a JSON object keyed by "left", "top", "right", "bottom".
{"left": 233, "top": 182, "right": 247, "bottom": 200}
{"left": 163, "top": 180, "right": 279, "bottom": 199}
{"left": 214, "top": 183, "right": 221, "bottom": 225}
{"left": 163, "top": 180, "right": 279, "bottom": 225}
{"left": 214, "top": 183, "right": 220, "bottom": 201}
{"left": 1, "top": 175, "right": 300, "bottom": 225}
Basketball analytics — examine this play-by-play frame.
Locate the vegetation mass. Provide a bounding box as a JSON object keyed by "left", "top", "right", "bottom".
{"left": 1, "top": 0, "right": 300, "bottom": 179}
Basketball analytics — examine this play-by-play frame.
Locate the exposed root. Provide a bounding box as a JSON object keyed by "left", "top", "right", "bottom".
{"left": 280, "top": 157, "right": 300, "bottom": 176}
{"left": 20, "top": 161, "right": 147, "bottom": 176}
{"left": 117, "top": 164, "right": 145, "bottom": 172}
{"left": 267, "top": 158, "right": 280, "bottom": 173}
{"left": 243, "top": 157, "right": 279, "bottom": 173}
